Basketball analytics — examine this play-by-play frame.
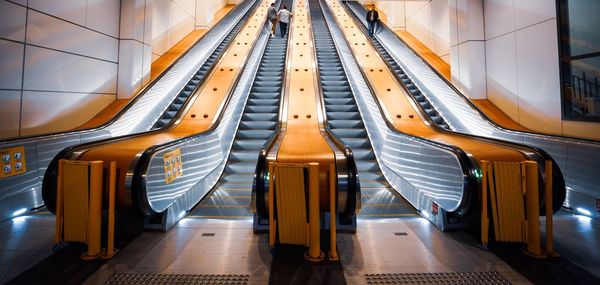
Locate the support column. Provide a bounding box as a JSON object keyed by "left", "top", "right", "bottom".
{"left": 375, "top": 0, "right": 405, "bottom": 30}
{"left": 449, "top": 0, "right": 486, "bottom": 99}
{"left": 118, "top": 0, "right": 153, "bottom": 99}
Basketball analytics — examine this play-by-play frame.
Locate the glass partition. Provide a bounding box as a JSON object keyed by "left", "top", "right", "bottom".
{"left": 558, "top": 0, "right": 600, "bottom": 121}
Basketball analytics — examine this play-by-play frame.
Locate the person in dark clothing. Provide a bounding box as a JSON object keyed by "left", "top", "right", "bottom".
{"left": 366, "top": 6, "right": 379, "bottom": 37}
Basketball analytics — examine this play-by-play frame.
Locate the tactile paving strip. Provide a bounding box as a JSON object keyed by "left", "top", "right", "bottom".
{"left": 364, "top": 271, "right": 510, "bottom": 284}
{"left": 104, "top": 273, "right": 250, "bottom": 285}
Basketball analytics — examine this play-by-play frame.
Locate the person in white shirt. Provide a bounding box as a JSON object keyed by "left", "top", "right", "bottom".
{"left": 277, "top": 6, "right": 292, "bottom": 38}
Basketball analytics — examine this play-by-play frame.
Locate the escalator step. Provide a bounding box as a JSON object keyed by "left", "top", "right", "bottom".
{"left": 169, "top": 104, "right": 182, "bottom": 111}
{"left": 331, "top": 128, "right": 367, "bottom": 138}
{"left": 324, "top": 97, "right": 355, "bottom": 105}
{"left": 236, "top": 130, "right": 275, "bottom": 139}
{"left": 239, "top": 121, "right": 277, "bottom": 130}
{"left": 352, "top": 149, "right": 376, "bottom": 160}
{"left": 431, "top": 116, "right": 443, "bottom": 124}
{"left": 326, "top": 105, "right": 358, "bottom": 112}
{"left": 328, "top": 120, "right": 364, "bottom": 129}
{"left": 327, "top": 112, "right": 361, "bottom": 120}
{"left": 242, "top": 113, "right": 278, "bottom": 121}
{"left": 233, "top": 139, "right": 268, "bottom": 150}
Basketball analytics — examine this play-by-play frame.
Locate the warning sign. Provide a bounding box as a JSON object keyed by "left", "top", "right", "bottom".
{"left": 163, "top": 148, "right": 183, "bottom": 184}
{"left": 1, "top": 146, "right": 26, "bottom": 178}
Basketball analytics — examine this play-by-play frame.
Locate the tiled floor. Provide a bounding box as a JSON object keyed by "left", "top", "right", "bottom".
{"left": 542, "top": 210, "right": 600, "bottom": 278}
{"left": 340, "top": 218, "right": 530, "bottom": 284}
{"left": 1, "top": 209, "right": 598, "bottom": 284}
{"left": 83, "top": 219, "right": 272, "bottom": 285}
{"left": 0, "top": 212, "right": 54, "bottom": 284}
{"left": 83, "top": 217, "right": 530, "bottom": 284}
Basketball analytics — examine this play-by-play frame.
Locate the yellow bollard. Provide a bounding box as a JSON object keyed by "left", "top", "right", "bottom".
{"left": 523, "top": 161, "right": 545, "bottom": 258}
{"left": 54, "top": 159, "right": 65, "bottom": 244}
{"left": 480, "top": 161, "right": 489, "bottom": 247}
{"left": 329, "top": 164, "right": 339, "bottom": 261}
{"left": 268, "top": 162, "right": 276, "bottom": 247}
{"left": 82, "top": 161, "right": 105, "bottom": 260}
{"left": 545, "top": 160, "right": 558, "bottom": 257}
{"left": 103, "top": 161, "right": 118, "bottom": 258}
{"left": 305, "top": 162, "right": 324, "bottom": 262}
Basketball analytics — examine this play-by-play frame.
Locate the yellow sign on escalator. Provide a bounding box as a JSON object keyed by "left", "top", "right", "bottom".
{"left": 163, "top": 148, "right": 183, "bottom": 184}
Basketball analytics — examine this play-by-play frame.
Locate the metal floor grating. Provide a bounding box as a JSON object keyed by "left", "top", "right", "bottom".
{"left": 104, "top": 273, "right": 249, "bottom": 285}
{"left": 364, "top": 271, "right": 510, "bottom": 285}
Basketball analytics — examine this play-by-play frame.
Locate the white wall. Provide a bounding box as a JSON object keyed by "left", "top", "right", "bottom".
{"left": 152, "top": 0, "right": 229, "bottom": 63}
{"left": 373, "top": 0, "right": 406, "bottom": 29}
{"left": 196, "top": 0, "right": 228, "bottom": 28}
{"left": 484, "top": 0, "right": 563, "bottom": 135}
{"left": 369, "top": 0, "right": 449, "bottom": 63}
{"left": 366, "top": 0, "right": 600, "bottom": 139}
{"left": 118, "top": 0, "right": 153, "bottom": 99}
{"left": 0, "top": 0, "right": 236, "bottom": 140}
{"left": 0, "top": 0, "right": 120, "bottom": 139}
{"left": 449, "top": 0, "right": 486, "bottom": 99}
{"left": 405, "top": 0, "right": 450, "bottom": 63}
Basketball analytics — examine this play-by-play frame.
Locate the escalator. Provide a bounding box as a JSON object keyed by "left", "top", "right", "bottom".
{"left": 369, "top": 39, "right": 450, "bottom": 130}
{"left": 317, "top": 0, "right": 566, "bottom": 229}
{"left": 343, "top": 1, "right": 599, "bottom": 218}
{"left": 190, "top": 9, "right": 290, "bottom": 218}
{"left": 341, "top": 2, "right": 450, "bottom": 131}
{"left": 310, "top": 0, "right": 414, "bottom": 218}
{"left": 0, "top": 0, "right": 259, "bottom": 222}
{"left": 42, "top": 0, "right": 275, "bottom": 232}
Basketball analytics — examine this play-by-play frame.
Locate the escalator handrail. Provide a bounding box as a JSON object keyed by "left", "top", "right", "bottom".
{"left": 254, "top": 0, "right": 296, "bottom": 219}
{"left": 1, "top": 0, "right": 254, "bottom": 143}
{"left": 308, "top": 0, "right": 359, "bottom": 221}
{"left": 345, "top": 1, "right": 600, "bottom": 145}
{"left": 131, "top": 0, "right": 274, "bottom": 216}
{"left": 341, "top": 0, "right": 565, "bottom": 212}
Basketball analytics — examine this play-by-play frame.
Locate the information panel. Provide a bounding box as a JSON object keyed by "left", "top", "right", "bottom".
{"left": 1, "top": 146, "right": 26, "bottom": 178}
{"left": 163, "top": 148, "right": 183, "bottom": 184}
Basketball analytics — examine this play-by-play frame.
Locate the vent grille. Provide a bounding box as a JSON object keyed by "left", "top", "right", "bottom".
{"left": 364, "top": 271, "right": 510, "bottom": 284}
{"left": 104, "top": 273, "right": 250, "bottom": 285}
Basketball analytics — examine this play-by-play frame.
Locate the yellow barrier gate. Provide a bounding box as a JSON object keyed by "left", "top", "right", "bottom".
{"left": 54, "top": 159, "right": 118, "bottom": 260}
{"left": 267, "top": 162, "right": 339, "bottom": 262}
{"left": 481, "top": 160, "right": 557, "bottom": 258}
